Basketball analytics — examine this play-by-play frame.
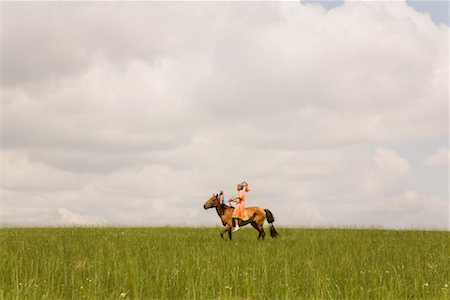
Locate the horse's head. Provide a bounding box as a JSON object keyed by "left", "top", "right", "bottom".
{"left": 203, "top": 193, "right": 219, "bottom": 210}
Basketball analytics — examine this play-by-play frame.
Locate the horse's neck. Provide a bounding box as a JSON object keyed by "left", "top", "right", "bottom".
{"left": 215, "top": 204, "right": 232, "bottom": 217}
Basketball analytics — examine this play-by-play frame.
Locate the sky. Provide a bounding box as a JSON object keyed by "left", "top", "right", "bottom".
{"left": 1, "top": 0, "right": 449, "bottom": 229}
{"left": 303, "top": 0, "right": 449, "bottom": 26}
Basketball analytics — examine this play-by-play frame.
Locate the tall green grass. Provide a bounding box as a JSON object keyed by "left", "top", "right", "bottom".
{"left": 0, "top": 227, "right": 448, "bottom": 299}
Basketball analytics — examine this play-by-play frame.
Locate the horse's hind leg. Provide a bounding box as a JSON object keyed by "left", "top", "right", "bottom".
{"left": 251, "top": 221, "right": 263, "bottom": 240}
{"left": 255, "top": 221, "right": 266, "bottom": 240}
{"left": 259, "top": 225, "right": 266, "bottom": 240}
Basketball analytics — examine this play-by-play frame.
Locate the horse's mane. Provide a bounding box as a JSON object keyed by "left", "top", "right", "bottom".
{"left": 216, "top": 202, "right": 233, "bottom": 216}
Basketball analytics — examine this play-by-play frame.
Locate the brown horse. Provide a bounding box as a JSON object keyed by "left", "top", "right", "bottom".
{"left": 203, "top": 193, "right": 279, "bottom": 240}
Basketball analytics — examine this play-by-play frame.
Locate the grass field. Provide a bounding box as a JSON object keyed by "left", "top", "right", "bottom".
{"left": 0, "top": 227, "right": 449, "bottom": 299}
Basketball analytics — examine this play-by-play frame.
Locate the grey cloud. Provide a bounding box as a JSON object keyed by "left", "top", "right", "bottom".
{"left": 3, "top": 2, "right": 283, "bottom": 86}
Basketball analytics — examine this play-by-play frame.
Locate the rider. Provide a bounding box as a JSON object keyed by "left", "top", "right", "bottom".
{"left": 229, "top": 181, "right": 249, "bottom": 232}
{"left": 218, "top": 190, "right": 226, "bottom": 205}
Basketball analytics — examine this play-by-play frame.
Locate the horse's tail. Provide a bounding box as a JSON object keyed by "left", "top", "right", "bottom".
{"left": 264, "top": 209, "right": 279, "bottom": 238}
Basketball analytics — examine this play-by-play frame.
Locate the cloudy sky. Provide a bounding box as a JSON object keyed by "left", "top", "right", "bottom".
{"left": 2, "top": 1, "right": 449, "bottom": 229}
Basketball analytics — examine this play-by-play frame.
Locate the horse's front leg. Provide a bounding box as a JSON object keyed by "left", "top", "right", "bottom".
{"left": 220, "top": 227, "right": 226, "bottom": 239}
{"left": 220, "top": 224, "right": 231, "bottom": 240}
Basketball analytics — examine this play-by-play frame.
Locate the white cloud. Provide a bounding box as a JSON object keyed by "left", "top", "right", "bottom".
{"left": 365, "top": 190, "right": 448, "bottom": 229}
{"left": 57, "top": 208, "right": 107, "bottom": 226}
{"left": 363, "top": 147, "right": 411, "bottom": 195}
{"left": 422, "top": 148, "right": 450, "bottom": 168}
{"left": 2, "top": 150, "right": 94, "bottom": 191}
{"left": 320, "top": 190, "right": 448, "bottom": 229}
